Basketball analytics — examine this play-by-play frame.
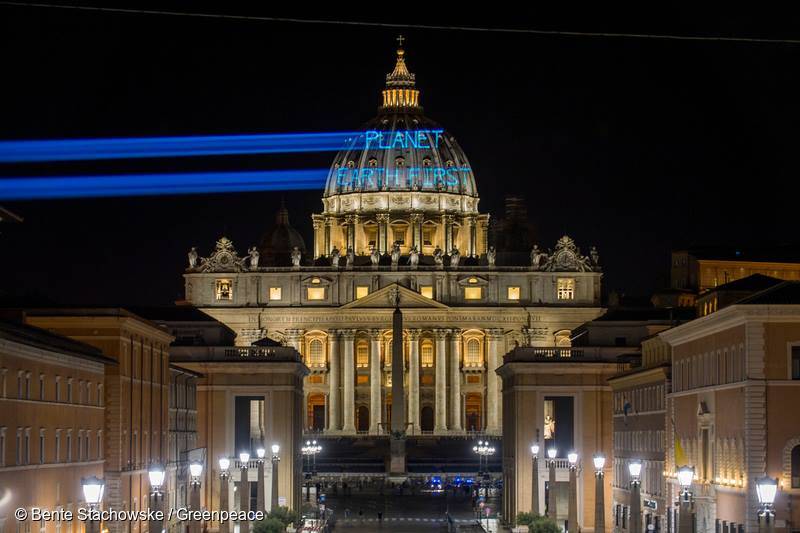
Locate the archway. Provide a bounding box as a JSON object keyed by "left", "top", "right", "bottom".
{"left": 420, "top": 405, "right": 434, "bottom": 432}
{"left": 356, "top": 405, "right": 369, "bottom": 433}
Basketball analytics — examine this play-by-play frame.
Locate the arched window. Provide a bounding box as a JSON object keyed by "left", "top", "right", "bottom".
{"left": 308, "top": 339, "right": 325, "bottom": 368}
{"left": 421, "top": 341, "right": 434, "bottom": 368}
{"left": 792, "top": 444, "right": 800, "bottom": 488}
{"left": 356, "top": 341, "right": 369, "bottom": 368}
{"left": 464, "top": 339, "right": 482, "bottom": 367}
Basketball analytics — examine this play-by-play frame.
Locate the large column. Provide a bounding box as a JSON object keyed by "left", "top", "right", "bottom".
{"left": 324, "top": 217, "right": 334, "bottom": 255}
{"left": 369, "top": 329, "right": 382, "bottom": 434}
{"left": 377, "top": 213, "right": 389, "bottom": 254}
{"left": 407, "top": 329, "right": 420, "bottom": 434}
{"left": 449, "top": 329, "right": 463, "bottom": 432}
{"left": 485, "top": 329, "right": 503, "bottom": 434}
{"left": 341, "top": 330, "right": 356, "bottom": 432}
{"left": 442, "top": 214, "right": 454, "bottom": 252}
{"left": 327, "top": 330, "right": 340, "bottom": 432}
{"left": 464, "top": 216, "right": 476, "bottom": 256}
{"left": 547, "top": 457, "right": 557, "bottom": 520}
{"left": 410, "top": 213, "right": 423, "bottom": 251}
{"left": 345, "top": 215, "right": 357, "bottom": 252}
{"left": 312, "top": 217, "right": 322, "bottom": 258}
{"left": 568, "top": 462, "right": 578, "bottom": 533}
{"left": 285, "top": 329, "right": 305, "bottom": 354}
{"left": 434, "top": 329, "right": 448, "bottom": 432}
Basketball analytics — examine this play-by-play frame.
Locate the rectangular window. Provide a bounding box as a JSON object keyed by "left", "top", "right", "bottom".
{"left": 0, "top": 428, "right": 4, "bottom": 467}
{"left": 39, "top": 375, "right": 45, "bottom": 401}
{"left": 24, "top": 429, "right": 30, "bottom": 465}
{"left": 420, "top": 286, "right": 434, "bottom": 299}
{"left": 55, "top": 431, "right": 60, "bottom": 462}
{"left": 356, "top": 286, "right": 370, "bottom": 299}
{"left": 67, "top": 379, "right": 72, "bottom": 403}
{"left": 215, "top": 279, "right": 233, "bottom": 300}
{"left": 16, "top": 428, "right": 22, "bottom": 465}
{"left": 269, "top": 287, "right": 282, "bottom": 300}
{"left": 557, "top": 278, "right": 575, "bottom": 300}
{"left": 421, "top": 342, "right": 434, "bottom": 368}
{"left": 464, "top": 287, "right": 482, "bottom": 300}
{"left": 392, "top": 227, "right": 406, "bottom": 245}
{"left": 307, "top": 287, "right": 326, "bottom": 300}
{"left": 422, "top": 227, "right": 433, "bottom": 246}
{"left": 66, "top": 432, "right": 72, "bottom": 462}
{"left": 792, "top": 346, "right": 800, "bottom": 380}
{"left": 39, "top": 430, "right": 45, "bottom": 464}
{"left": 507, "top": 286, "right": 521, "bottom": 300}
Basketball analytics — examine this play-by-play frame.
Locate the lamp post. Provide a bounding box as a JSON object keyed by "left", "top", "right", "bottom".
{"left": 187, "top": 461, "right": 203, "bottom": 533}
{"left": 218, "top": 457, "right": 231, "bottom": 533}
{"left": 756, "top": 476, "right": 778, "bottom": 533}
{"left": 530, "top": 444, "right": 540, "bottom": 515}
{"left": 302, "top": 440, "right": 322, "bottom": 503}
{"left": 239, "top": 452, "right": 251, "bottom": 533}
{"left": 473, "top": 440, "right": 496, "bottom": 530}
{"left": 593, "top": 455, "right": 606, "bottom": 533}
{"left": 148, "top": 463, "right": 166, "bottom": 533}
{"left": 256, "top": 447, "right": 266, "bottom": 514}
{"left": 81, "top": 476, "right": 105, "bottom": 533}
{"left": 271, "top": 443, "right": 281, "bottom": 511}
{"left": 628, "top": 460, "right": 643, "bottom": 533}
{"left": 567, "top": 452, "right": 578, "bottom": 533}
{"left": 547, "top": 448, "right": 558, "bottom": 521}
{"left": 676, "top": 465, "right": 695, "bottom": 533}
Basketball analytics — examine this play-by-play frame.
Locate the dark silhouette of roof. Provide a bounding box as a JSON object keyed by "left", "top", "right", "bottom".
{"left": 678, "top": 245, "right": 800, "bottom": 263}
{"left": 702, "top": 274, "right": 783, "bottom": 295}
{"left": 735, "top": 281, "right": 800, "bottom": 305}
{"left": 0, "top": 319, "right": 115, "bottom": 365}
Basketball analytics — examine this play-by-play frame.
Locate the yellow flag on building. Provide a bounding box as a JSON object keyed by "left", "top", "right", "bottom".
{"left": 672, "top": 417, "right": 688, "bottom": 466}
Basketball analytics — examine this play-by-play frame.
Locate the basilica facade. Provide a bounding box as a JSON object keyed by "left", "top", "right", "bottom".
{"left": 182, "top": 43, "right": 604, "bottom": 438}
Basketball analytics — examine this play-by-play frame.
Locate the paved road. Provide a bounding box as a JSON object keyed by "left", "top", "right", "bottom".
{"left": 324, "top": 492, "right": 498, "bottom": 531}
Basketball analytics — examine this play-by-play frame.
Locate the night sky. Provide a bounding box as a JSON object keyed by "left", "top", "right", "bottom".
{"left": 2, "top": 5, "right": 800, "bottom": 306}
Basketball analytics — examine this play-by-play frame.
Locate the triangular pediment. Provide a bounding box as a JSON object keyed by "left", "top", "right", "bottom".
{"left": 340, "top": 283, "right": 449, "bottom": 309}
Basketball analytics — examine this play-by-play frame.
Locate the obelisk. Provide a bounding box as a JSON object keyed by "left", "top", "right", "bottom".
{"left": 389, "top": 291, "right": 407, "bottom": 476}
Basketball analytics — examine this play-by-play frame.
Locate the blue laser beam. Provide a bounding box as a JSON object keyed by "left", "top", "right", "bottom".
{"left": 0, "top": 169, "right": 328, "bottom": 200}
{"left": 0, "top": 129, "right": 448, "bottom": 163}
{"left": 0, "top": 132, "right": 364, "bottom": 163}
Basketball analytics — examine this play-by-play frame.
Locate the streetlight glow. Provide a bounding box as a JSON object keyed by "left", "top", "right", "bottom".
{"left": 219, "top": 457, "right": 230, "bottom": 473}
{"left": 256, "top": 447, "right": 266, "bottom": 460}
{"left": 568, "top": 451, "right": 578, "bottom": 466}
{"left": 628, "top": 460, "right": 643, "bottom": 480}
{"left": 82, "top": 476, "right": 105, "bottom": 506}
{"left": 148, "top": 464, "right": 166, "bottom": 491}
{"left": 547, "top": 448, "right": 557, "bottom": 459}
{"left": 271, "top": 443, "right": 280, "bottom": 455}
{"left": 239, "top": 452, "right": 250, "bottom": 465}
{"left": 756, "top": 476, "right": 778, "bottom": 505}
{"left": 593, "top": 454, "right": 606, "bottom": 471}
{"left": 531, "top": 444, "right": 539, "bottom": 456}
{"left": 189, "top": 461, "right": 203, "bottom": 479}
{"left": 677, "top": 465, "right": 694, "bottom": 489}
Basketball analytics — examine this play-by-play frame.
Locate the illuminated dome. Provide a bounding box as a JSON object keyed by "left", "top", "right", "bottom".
{"left": 312, "top": 40, "right": 489, "bottom": 260}
{"left": 321, "top": 44, "right": 479, "bottom": 215}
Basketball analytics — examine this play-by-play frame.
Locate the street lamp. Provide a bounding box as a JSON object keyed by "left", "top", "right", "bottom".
{"left": 148, "top": 463, "right": 166, "bottom": 533}
{"left": 271, "top": 443, "right": 281, "bottom": 511}
{"left": 81, "top": 476, "right": 104, "bottom": 533}
{"left": 530, "top": 444, "right": 540, "bottom": 515}
{"left": 546, "top": 447, "right": 557, "bottom": 521}
{"left": 255, "top": 447, "right": 266, "bottom": 513}
{"left": 567, "top": 452, "right": 578, "bottom": 533}
{"left": 473, "top": 440, "right": 496, "bottom": 530}
{"left": 756, "top": 476, "right": 778, "bottom": 533}
{"left": 219, "top": 457, "right": 231, "bottom": 533}
{"left": 239, "top": 452, "right": 251, "bottom": 532}
{"left": 628, "top": 460, "right": 643, "bottom": 533}
{"left": 594, "top": 455, "right": 606, "bottom": 533}
{"left": 188, "top": 461, "right": 203, "bottom": 533}
{"left": 302, "top": 440, "right": 322, "bottom": 503}
{"left": 676, "top": 465, "right": 695, "bottom": 533}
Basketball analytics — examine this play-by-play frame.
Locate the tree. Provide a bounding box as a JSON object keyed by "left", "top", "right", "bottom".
{"left": 516, "top": 513, "right": 560, "bottom": 533}
{"left": 252, "top": 507, "right": 298, "bottom": 533}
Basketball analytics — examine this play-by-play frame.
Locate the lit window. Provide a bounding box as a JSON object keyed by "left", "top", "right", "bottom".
{"left": 507, "top": 286, "right": 521, "bottom": 300}
{"left": 421, "top": 341, "right": 434, "bottom": 368}
{"left": 356, "top": 286, "right": 370, "bottom": 299}
{"left": 356, "top": 341, "right": 369, "bottom": 368}
{"left": 464, "top": 339, "right": 482, "bottom": 367}
{"left": 311, "top": 277, "right": 321, "bottom": 284}
{"left": 422, "top": 227, "right": 433, "bottom": 246}
{"left": 420, "top": 286, "right": 434, "bottom": 299}
{"left": 215, "top": 279, "right": 233, "bottom": 300}
{"left": 464, "top": 287, "right": 482, "bottom": 300}
{"left": 308, "top": 339, "right": 326, "bottom": 368}
{"left": 307, "top": 287, "right": 326, "bottom": 300}
{"left": 557, "top": 278, "right": 575, "bottom": 300}
{"left": 269, "top": 287, "right": 282, "bottom": 300}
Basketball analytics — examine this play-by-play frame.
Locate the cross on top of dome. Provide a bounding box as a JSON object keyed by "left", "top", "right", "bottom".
{"left": 383, "top": 36, "right": 419, "bottom": 108}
